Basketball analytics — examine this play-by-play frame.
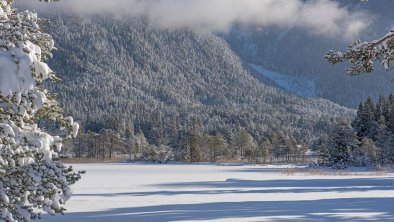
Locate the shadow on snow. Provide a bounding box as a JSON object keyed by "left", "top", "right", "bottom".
{"left": 46, "top": 198, "right": 394, "bottom": 222}
{"left": 47, "top": 177, "right": 394, "bottom": 222}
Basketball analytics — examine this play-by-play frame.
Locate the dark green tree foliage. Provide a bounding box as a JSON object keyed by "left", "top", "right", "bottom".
{"left": 207, "top": 134, "right": 228, "bottom": 162}
{"left": 321, "top": 94, "right": 394, "bottom": 167}
{"left": 259, "top": 141, "right": 270, "bottom": 163}
{"left": 176, "top": 117, "right": 203, "bottom": 162}
{"left": 360, "top": 138, "right": 380, "bottom": 165}
{"left": 326, "top": 121, "right": 359, "bottom": 169}
{"left": 352, "top": 97, "right": 375, "bottom": 139}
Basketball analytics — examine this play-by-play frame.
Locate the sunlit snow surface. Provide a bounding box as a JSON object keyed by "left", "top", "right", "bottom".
{"left": 43, "top": 163, "right": 394, "bottom": 222}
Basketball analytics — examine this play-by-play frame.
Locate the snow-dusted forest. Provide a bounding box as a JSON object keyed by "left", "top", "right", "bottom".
{"left": 1, "top": 0, "right": 394, "bottom": 221}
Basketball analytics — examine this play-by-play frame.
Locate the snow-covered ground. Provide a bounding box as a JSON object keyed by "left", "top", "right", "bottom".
{"left": 43, "top": 163, "right": 394, "bottom": 222}
{"left": 250, "top": 64, "right": 316, "bottom": 98}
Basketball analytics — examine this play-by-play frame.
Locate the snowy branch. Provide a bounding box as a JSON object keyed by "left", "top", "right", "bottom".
{"left": 325, "top": 30, "right": 394, "bottom": 75}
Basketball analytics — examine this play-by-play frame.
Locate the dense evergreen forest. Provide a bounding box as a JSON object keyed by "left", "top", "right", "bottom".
{"left": 316, "top": 95, "right": 394, "bottom": 168}
{"left": 39, "top": 15, "right": 356, "bottom": 163}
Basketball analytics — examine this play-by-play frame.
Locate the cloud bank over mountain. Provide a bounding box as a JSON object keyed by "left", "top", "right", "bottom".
{"left": 17, "top": 0, "right": 370, "bottom": 38}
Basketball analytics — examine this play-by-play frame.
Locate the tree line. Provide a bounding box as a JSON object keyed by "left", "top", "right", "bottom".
{"left": 62, "top": 115, "right": 311, "bottom": 164}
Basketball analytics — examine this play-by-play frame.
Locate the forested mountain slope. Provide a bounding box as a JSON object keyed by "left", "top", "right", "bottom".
{"left": 46, "top": 15, "right": 353, "bottom": 144}
{"left": 224, "top": 0, "right": 394, "bottom": 107}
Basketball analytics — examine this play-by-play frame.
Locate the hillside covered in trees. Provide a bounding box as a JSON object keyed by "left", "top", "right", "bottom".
{"left": 40, "top": 15, "right": 355, "bottom": 162}
{"left": 224, "top": 0, "right": 394, "bottom": 107}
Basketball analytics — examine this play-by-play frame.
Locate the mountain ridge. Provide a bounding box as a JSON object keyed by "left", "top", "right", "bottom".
{"left": 45, "top": 15, "right": 354, "bottom": 144}
{"left": 223, "top": 0, "right": 394, "bottom": 107}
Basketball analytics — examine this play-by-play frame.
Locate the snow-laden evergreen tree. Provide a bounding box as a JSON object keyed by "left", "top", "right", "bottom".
{"left": 0, "top": 1, "right": 82, "bottom": 221}
{"left": 326, "top": 121, "right": 359, "bottom": 169}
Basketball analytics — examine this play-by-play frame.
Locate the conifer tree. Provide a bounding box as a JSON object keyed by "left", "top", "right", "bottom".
{"left": 387, "top": 96, "right": 394, "bottom": 132}
{"left": 375, "top": 124, "right": 393, "bottom": 164}
{"left": 374, "top": 96, "right": 389, "bottom": 122}
{"left": 260, "top": 141, "right": 270, "bottom": 164}
{"left": 360, "top": 138, "right": 380, "bottom": 165}
{"left": 233, "top": 127, "right": 254, "bottom": 158}
{"left": 135, "top": 132, "right": 149, "bottom": 160}
{"left": 353, "top": 98, "right": 375, "bottom": 139}
{"left": 208, "top": 134, "right": 227, "bottom": 162}
{"left": 0, "top": 1, "right": 82, "bottom": 221}
{"left": 326, "top": 121, "right": 359, "bottom": 168}
{"left": 125, "top": 123, "right": 135, "bottom": 160}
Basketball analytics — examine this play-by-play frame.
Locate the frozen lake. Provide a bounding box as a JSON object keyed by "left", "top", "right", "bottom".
{"left": 43, "top": 163, "right": 394, "bottom": 222}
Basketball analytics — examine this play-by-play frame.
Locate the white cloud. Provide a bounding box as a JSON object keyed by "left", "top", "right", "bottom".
{"left": 16, "top": 0, "right": 370, "bottom": 38}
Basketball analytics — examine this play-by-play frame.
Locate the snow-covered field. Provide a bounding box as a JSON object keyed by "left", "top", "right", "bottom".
{"left": 43, "top": 163, "right": 394, "bottom": 222}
